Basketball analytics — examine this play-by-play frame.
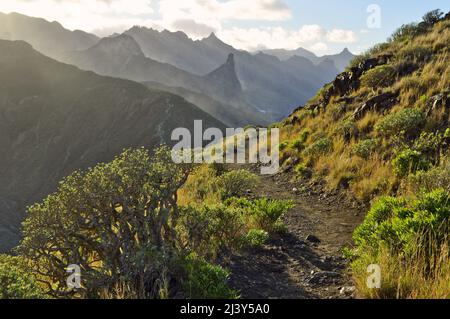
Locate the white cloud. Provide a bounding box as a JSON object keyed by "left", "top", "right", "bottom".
{"left": 326, "top": 29, "right": 358, "bottom": 43}
{"left": 217, "top": 25, "right": 357, "bottom": 52}
{"left": 0, "top": 0, "right": 359, "bottom": 53}
{"left": 309, "top": 42, "right": 328, "bottom": 52}
{"left": 0, "top": 0, "right": 155, "bottom": 33}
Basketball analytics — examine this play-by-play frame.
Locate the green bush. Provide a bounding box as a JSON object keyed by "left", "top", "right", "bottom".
{"left": 227, "top": 198, "right": 294, "bottom": 233}
{"left": 178, "top": 204, "right": 246, "bottom": 259}
{"left": 353, "top": 189, "right": 450, "bottom": 254}
{"left": 304, "top": 137, "right": 333, "bottom": 156}
{"left": 408, "top": 162, "right": 450, "bottom": 193}
{"left": 389, "top": 23, "right": 428, "bottom": 42}
{"left": 279, "top": 141, "right": 289, "bottom": 151}
{"left": 392, "top": 148, "right": 430, "bottom": 177}
{"left": 18, "top": 146, "right": 191, "bottom": 299}
{"left": 0, "top": 255, "right": 46, "bottom": 299}
{"left": 294, "top": 163, "right": 312, "bottom": 178}
{"left": 422, "top": 9, "right": 444, "bottom": 25}
{"left": 290, "top": 129, "right": 311, "bottom": 152}
{"left": 215, "top": 170, "right": 258, "bottom": 200}
{"left": 361, "top": 65, "right": 397, "bottom": 89}
{"left": 337, "top": 118, "right": 357, "bottom": 140}
{"left": 352, "top": 139, "right": 378, "bottom": 159}
{"left": 291, "top": 139, "right": 305, "bottom": 151}
{"left": 183, "top": 254, "right": 239, "bottom": 299}
{"left": 244, "top": 229, "right": 269, "bottom": 248}
{"left": 375, "top": 108, "right": 424, "bottom": 137}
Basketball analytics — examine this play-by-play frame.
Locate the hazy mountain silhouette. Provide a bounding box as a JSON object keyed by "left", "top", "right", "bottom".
{"left": 0, "top": 12, "right": 99, "bottom": 60}
{"left": 0, "top": 12, "right": 346, "bottom": 122}
{"left": 263, "top": 47, "right": 356, "bottom": 71}
{"left": 0, "top": 40, "right": 225, "bottom": 252}
{"left": 125, "top": 27, "right": 341, "bottom": 117}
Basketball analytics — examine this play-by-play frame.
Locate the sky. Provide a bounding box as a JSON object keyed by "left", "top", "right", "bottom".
{"left": 0, "top": 0, "right": 449, "bottom": 55}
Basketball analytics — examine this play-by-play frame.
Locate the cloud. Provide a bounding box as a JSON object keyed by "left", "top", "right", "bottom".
{"left": 0, "top": 0, "right": 155, "bottom": 32}
{"left": 170, "top": 19, "right": 217, "bottom": 38}
{"left": 159, "top": 0, "right": 292, "bottom": 24}
{"left": 326, "top": 29, "right": 358, "bottom": 43}
{"left": 217, "top": 25, "right": 356, "bottom": 52}
{"left": 309, "top": 42, "right": 328, "bottom": 52}
{"left": 0, "top": 0, "right": 359, "bottom": 53}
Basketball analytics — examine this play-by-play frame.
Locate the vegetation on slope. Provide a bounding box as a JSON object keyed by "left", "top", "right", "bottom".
{"left": 0, "top": 147, "right": 292, "bottom": 299}
{"left": 278, "top": 9, "right": 450, "bottom": 298}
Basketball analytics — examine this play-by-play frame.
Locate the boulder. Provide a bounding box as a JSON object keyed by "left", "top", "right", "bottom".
{"left": 353, "top": 91, "right": 399, "bottom": 119}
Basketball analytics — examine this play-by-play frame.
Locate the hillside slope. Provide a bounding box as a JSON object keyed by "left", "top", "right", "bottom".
{"left": 279, "top": 14, "right": 449, "bottom": 203}
{"left": 0, "top": 12, "right": 99, "bottom": 60}
{"left": 0, "top": 40, "right": 225, "bottom": 252}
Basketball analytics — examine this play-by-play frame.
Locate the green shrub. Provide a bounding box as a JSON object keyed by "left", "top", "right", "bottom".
{"left": 178, "top": 204, "right": 246, "bottom": 259}
{"left": 389, "top": 23, "right": 428, "bottom": 42}
{"left": 444, "top": 128, "right": 450, "bottom": 139}
{"left": 215, "top": 170, "right": 258, "bottom": 200}
{"left": 279, "top": 141, "right": 289, "bottom": 151}
{"left": 408, "top": 162, "right": 450, "bottom": 193}
{"left": 304, "top": 137, "right": 333, "bottom": 156}
{"left": 352, "top": 139, "right": 378, "bottom": 159}
{"left": 353, "top": 189, "right": 450, "bottom": 254}
{"left": 294, "top": 163, "right": 312, "bottom": 178}
{"left": 392, "top": 148, "right": 430, "bottom": 177}
{"left": 291, "top": 139, "right": 305, "bottom": 151}
{"left": 0, "top": 255, "right": 46, "bottom": 299}
{"left": 422, "top": 9, "right": 444, "bottom": 25}
{"left": 375, "top": 108, "right": 424, "bottom": 137}
{"left": 18, "top": 146, "right": 191, "bottom": 299}
{"left": 360, "top": 65, "right": 397, "bottom": 89}
{"left": 337, "top": 118, "right": 357, "bottom": 139}
{"left": 183, "top": 254, "right": 239, "bottom": 299}
{"left": 227, "top": 198, "right": 294, "bottom": 233}
{"left": 244, "top": 229, "right": 269, "bottom": 248}
{"left": 299, "top": 128, "right": 311, "bottom": 143}
{"left": 183, "top": 165, "right": 219, "bottom": 203}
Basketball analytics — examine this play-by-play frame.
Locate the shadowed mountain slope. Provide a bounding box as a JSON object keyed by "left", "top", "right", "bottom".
{"left": 0, "top": 40, "right": 225, "bottom": 252}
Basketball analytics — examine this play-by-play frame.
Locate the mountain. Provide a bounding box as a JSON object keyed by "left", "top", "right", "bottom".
{"left": 0, "top": 12, "right": 99, "bottom": 61}
{"left": 263, "top": 47, "right": 356, "bottom": 71}
{"left": 124, "top": 27, "right": 341, "bottom": 117}
{"left": 0, "top": 12, "right": 344, "bottom": 121}
{"left": 143, "top": 81, "right": 269, "bottom": 127}
{"left": 261, "top": 47, "right": 319, "bottom": 64}
{"left": 0, "top": 39, "right": 226, "bottom": 252}
{"left": 62, "top": 34, "right": 263, "bottom": 125}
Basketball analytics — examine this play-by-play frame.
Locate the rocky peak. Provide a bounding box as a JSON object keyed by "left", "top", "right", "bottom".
{"left": 93, "top": 34, "right": 144, "bottom": 57}
{"left": 204, "top": 53, "right": 242, "bottom": 100}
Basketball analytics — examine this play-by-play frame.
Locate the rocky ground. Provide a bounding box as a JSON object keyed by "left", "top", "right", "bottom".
{"left": 224, "top": 172, "right": 365, "bottom": 299}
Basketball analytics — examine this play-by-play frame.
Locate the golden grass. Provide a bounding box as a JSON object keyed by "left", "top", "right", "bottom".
{"left": 353, "top": 239, "right": 450, "bottom": 299}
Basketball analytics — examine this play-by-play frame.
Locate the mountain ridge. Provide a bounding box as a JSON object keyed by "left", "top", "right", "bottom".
{"left": 0, "top": 39, "right": 226, "bottom": 252}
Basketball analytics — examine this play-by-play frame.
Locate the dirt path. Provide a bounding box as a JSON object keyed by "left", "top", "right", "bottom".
{"left": 225, "top": 172, "right": 365, "bottom": 299}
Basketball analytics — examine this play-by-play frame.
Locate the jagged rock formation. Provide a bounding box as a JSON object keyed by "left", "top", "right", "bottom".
{"left": 204, "top": 54, "right": 243, "bottom": 103}
{"left": 62, "top": 35, "right": 262, "bottom": 125}
{"left": 125, "top": 27, "right": 342, "bottom": 118}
